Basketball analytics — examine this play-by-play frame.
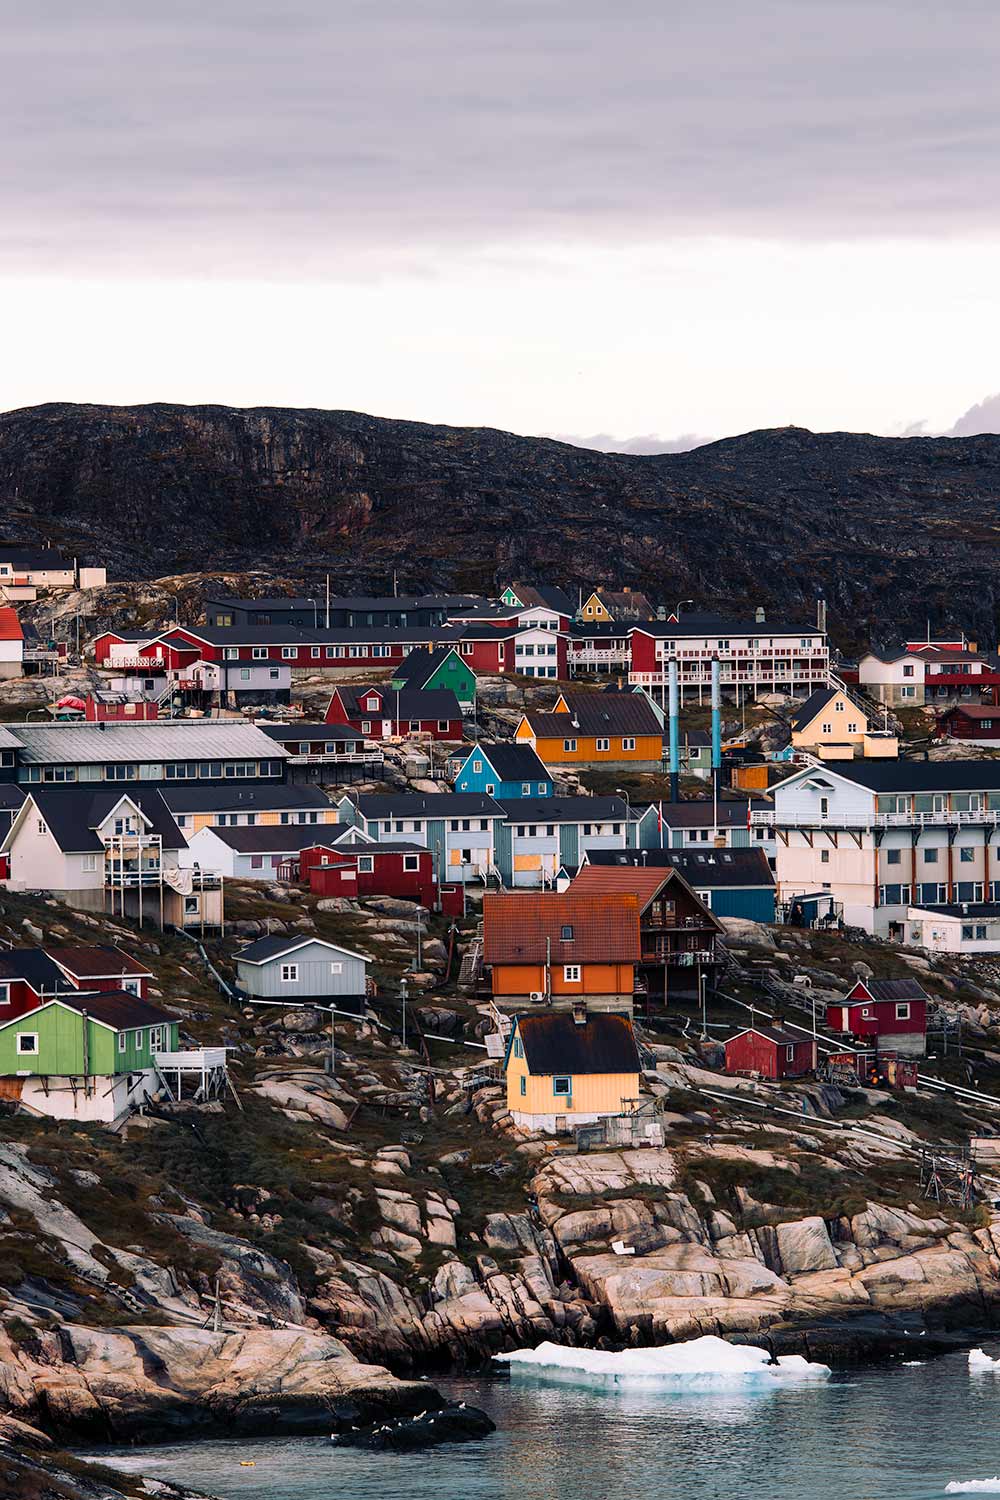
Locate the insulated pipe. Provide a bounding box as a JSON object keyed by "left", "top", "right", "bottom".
{"left": 711, "top": 653, "right": 722, "bottom": 801}
{"left": 668, "top": 656, "right": 680, "bottom": 803}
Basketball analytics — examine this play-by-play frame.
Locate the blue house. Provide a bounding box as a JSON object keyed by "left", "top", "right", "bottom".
{"left": 583, "top": 846, "right": 776, "bottom": 923}
{"left": 453, "top": 742, "right": 554, "bottom": 800}
{"left": 494, "top": 796, "right": 636, "bottom": 887}
{"left": 635, "top": 798, "right": 775, "bottom": 864}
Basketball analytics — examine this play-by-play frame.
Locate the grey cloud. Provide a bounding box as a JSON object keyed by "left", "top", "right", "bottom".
{"left": 546, "top": 431, "right": 710, "bottom": 454}
{"left": 948, "top": 394, "right": 1000, "bottom": 436}
{"left": 2, "top": 1, "right": 1000, "bottom": 275}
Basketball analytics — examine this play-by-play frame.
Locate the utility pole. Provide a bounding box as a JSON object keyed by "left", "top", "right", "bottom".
{"left": 325, "top": 574, "right": 330, "bottom": 629}
{"left": 400, "top": 979, "right": 408, "bottom": 1050}
{"left": 329, "top": 1005, "right": 336, "bottom": 1077}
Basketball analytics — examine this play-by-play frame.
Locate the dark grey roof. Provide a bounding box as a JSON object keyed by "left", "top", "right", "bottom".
{"left": 638, "top": 614, "right": 821, "bottom": 638}
{"left": 568, "top": 622, "right": 632, "bottom": 639}
{"left": 789, "top": 687, "right": 839, "bottom": 729}
{"left": 0, "top": 546, "right": 72, "bottom": 569}
{"left": 908, "top": 902, "right": 1000, "bottom": 918}
{"left": 33, "top": 992, "right": 174, "bottom": 1030}
{"left": 585, "top": 847, "right": 774, "bottom": 887}
{"left": 497, "top": 796, "right": 630, "bottom": 823}
{"left": 527, "top": 691, "right": 661, "bottom": 738}
{"left": 16, "top": 788, "right": 185, "bottom": 854}
{"left": 729, "top": 1025, "right": 804, "bottom": 1046}
{"left": 514, "top": 1011, "right": 640, "bottom": 1075}
{"left": 393, "top": 646, "right": 469, "bottom": 687}
{"left": 0, "top": 949, "right": 75, "bottom": 993}
{"left": 637, "top": 798, "right": 764, "bottom": 829}
{"left": 262, "top": 723, "right": 367, "bottom": 744}
{"left": 162, "top": 784, "right": 332, "bottom": 813}
{"left": 460, "top": 743, "right": 551, "bottom": 782}
{"left": 178, "top": 624, "right": 463, "bottom": 646}
{"left": 810, "top": 761, "right": 1000, "bottom": 794}
{"left": 202, "top": 825, "right": 345, "bottom": 853}
{"left": 350, "top": 792, "right": 505, "bottom": 819}
{"left": 503, "top": 583, "right": 573, "bottom": 613}
{"left": 332, "top": 686, "right": 462, "bottom": 720}
{"left": 851, "top": 978, "right": 929, "bottom": 1002}
{"left": 235, "top": 934, "right": 365, "bottom": 964}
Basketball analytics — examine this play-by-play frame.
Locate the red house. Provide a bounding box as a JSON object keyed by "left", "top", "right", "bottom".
{"left": 0, "top": 950, "right": 76, "bottom": 1021}
{"left": 92, "top": 630, "right": 197, "bottom": 673}
{"left": 826, "top": 978, "right": 928, "bottom": 1056}
{"left": 159, "top": 624, "right": 457, "bottom": 672}
{"left": 724, "top": 1025, "right": 815, "bottom": 1080}
{"left": 937, "top": 705, "right": 1000, "bottom": 740}
{"left": 85, "top": 692, "right": 160, "bottom": 722}
{"left": 300, "top": 841, "right": 463, "bottom": 912}
{"left": 456, "top": 625, "right": 568, "bottom": 680}
{"left": 324, "top": 685, "right": 463, "bottom": 741}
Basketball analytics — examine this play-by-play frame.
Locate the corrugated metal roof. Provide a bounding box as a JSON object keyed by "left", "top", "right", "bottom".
{"left": 584, "top": 847, "right": 775, "bottom": 889}
{"left": 524, "top": 692, "right": 661, "bottom": 738}
{"left": 516, "top": 1012, "right": 640, "bottom": 1075}
{"left": 484, "top": 891, "right": 640, "bottom": 964}
{"left": 7, "top": 721, "right": 290, "bottom": 765}
{"left": 852, "top": 978, "right": 929, "bottom": 1003}
{"left": 0, "top": 727, "right": 22, "bottom": 750}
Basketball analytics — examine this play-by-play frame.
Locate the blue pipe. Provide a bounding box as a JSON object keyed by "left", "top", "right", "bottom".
{"left": 668, "top": 656, "right": 679, "bottom": 803}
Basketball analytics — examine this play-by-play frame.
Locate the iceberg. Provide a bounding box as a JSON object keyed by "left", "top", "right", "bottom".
{"left": 969, "top": 1349, "right": 1000, "bottom": 1371}
{"left": 945, "top": 1483, "right": 1000, "bottom": 1494}
{"left": 494, "top": 1336, "right": 831, "bottom": 1390}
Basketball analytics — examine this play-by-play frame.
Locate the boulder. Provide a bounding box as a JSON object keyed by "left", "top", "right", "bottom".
{"left": 774, "top": 1216, "right": 838, "bottom": 1275}
{"left": 717, "top": 917, "right": 775, "bottom": 949}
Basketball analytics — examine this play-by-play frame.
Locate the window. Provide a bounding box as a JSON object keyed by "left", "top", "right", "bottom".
{"left": 563, "top": 739, "right": 576, "bottom": 753}
{"left": 902, "top": 664, "right": 914, "bottom": 677}
{"left": 280, "top": 963, "right": 299, "bottom": 982}
{"left": 552, "top": 1076, "right": 572, "bottom": 1096}
{"left": 513, "top": 1037, "right": 523, "bottom": 1058}
{"left": 563, "top": 965, "right": 581, "bottom": 982}
{"left": 900, "top": 686, "right": 915, "bottom": 699}
{"left": 560, "top": 924, "right": 574, "bottom": 940}
{"left": 184, "top": 895, "right": 199, "bottom": 915}
{"left": 596, "top": 737, "right": 610, "bottom": 752}
{"left": 361, "top": 720, "right": 372, "bottom": 734}
{"left": 357, "top": 855, "right": 374, "bottom": 873}
{"left": 962, "top": 925, "right": 974, "bottom": 941}
{"left": 36, "top": 819, "right": 47, "bottom": 836}
{"left": 0, "top": 983, "right": 8, "bottom": 1007}
{"left": 820, "top": 849, "right": 830, "bottom": 864}
{"left": 960, "top": 847, "right": 975, "bottom": 863}
{"left": 82, "top": 854, "right": 98, "bottom": 872}
{"left": 621, "top": 738, "right": 636, "bottom": 751}
{"left": 821, "top": 723, "right": 832, "bottom": 734}
{"left": 270, "top": 668, "right": 280, "bottom": 680}
{"left": 311, "top": 647, "right": 321, "bottom": 659}
{"left": 251, "top": 855, "right": 263, "bottom": 869}
{"left": 223, "top": 647, "right": 239, "bottom": 660}
{"left": 786, "top": 1046, "right": 795, "bottom": 1062}
{"left": 330, "top": 961, "right": 343, "bottom": 974}
{"left": 239, "top": 667, "right": 251, "bottom": 681}
{"left": 895, "top": 1003, "right": 910, "bottom": 1020}
{"left": 437, "top": 719, "right": 450, "bottom": 732}
{"left": 886, "top": 848, "right": 901, "bottom": 865}
{"left": 252, "top": 647, "right": 268, "bottom": 660}
{"left": 485, "top": 782, "right": 495, "bottom": 794}
{"left": 132, "top": 1030, "right": 142, "bottom": 1048}
{"left": 118, "top": 1032, "right": 127, "bottom": 1053}
{"left": 403, "top": 854, "right": 420, "bottom": 871}
{"left": 520, "top": 1074, "right": 526, "bottom": 1096}
{"left": 17, "top": 1033, "right": 38, "bottom": 1055}
{"left": 923, "top": 847, "right": 939, "bottom": 864}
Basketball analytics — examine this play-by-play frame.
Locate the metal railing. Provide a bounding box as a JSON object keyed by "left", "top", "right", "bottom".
{"left": 754, "top": 808, "right": 1000, "bottom": 829}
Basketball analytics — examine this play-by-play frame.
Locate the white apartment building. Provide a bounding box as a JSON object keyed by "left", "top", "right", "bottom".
{"left": 762, "top": 761, "right": 1000, "bottom": 940}
{"left": 858, "top": 646, "right": 1000, "bottom": 708}
{"left": 629, "top": 612, "right": 829, "bottom": 699}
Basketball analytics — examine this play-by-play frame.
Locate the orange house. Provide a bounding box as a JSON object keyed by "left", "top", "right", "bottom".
{"left": 514, "top": 689, "right": 663, "bottom": 768}
{"left": 483, "top": 889, "right": 640, "bottom": 1013}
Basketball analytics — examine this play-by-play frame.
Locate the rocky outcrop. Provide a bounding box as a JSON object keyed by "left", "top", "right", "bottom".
{"left": 0, "top": 1324, "right": 436, "bottom": 1442}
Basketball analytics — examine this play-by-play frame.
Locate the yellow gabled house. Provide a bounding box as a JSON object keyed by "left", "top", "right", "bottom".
{"left": 789, "top": 687, "right": 897, "bottom": 760}
{"left": 579, "top": 588, "right": 656, "bottom": 623}
{"left": 504, "top": 1008, "right": 641, "bottom": 1133}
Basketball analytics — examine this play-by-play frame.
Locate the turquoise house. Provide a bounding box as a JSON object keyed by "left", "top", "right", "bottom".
{"left": 453, "top": 742, "right": 554, "bottom": 800}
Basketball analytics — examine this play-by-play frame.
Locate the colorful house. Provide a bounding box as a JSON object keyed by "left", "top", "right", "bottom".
{"left": 579, "top": 589, "right": 656, "bottom": 623}
{"left": 494, "top": 795, "right": 633, "bottom": 887}
{"left": 456, "top": 624, "right": 566, "bottom": 680}
{"left": 391, "top": 647, "right": 477, "bottom": 709}
{"left": 724, "top": 1025, "right": 815, "bottom": 1080}
{"left": 324, "top": 684, "right": 463, "bottom": 741}
{"left": 581, "top": 846, "right": 776, "bottom": 924}
{"left": 300, "top": 841, "right": 453, "bottom": 910}
{"left": 504, "top": 1009, "right": 642, "bottom": 1133}
{"left": 937, "top": 705, "right": 1000, "bottom": 745}
{"left": 0, "top": 950, "right": 78, "bottom": 1021}
{"left": 452, "top": 743, "right": 554, "bottom": 800}
{"left": 789, "top": 686, "right": 897, "bottom": 760}
{"left": 235, "top": 935, "right": 370, "bottom": 1015}
{"left": 826, "top": 978, "right": 928, "bottom": 1056}
{"left": 514, "top": 690, "right": 663, "bottom": 768}
{"left": 483, "top": 889, "right": 640, "bottom": 1013}
{"left": 337, "top": 792, "right": 505, "bottom": 883}
{"left": 0, "top": 992, "right": 179, "bottom": 1122}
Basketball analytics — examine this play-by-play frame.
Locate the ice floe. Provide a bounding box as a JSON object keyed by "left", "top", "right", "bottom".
{"left": 495, "top": 1336, "right": 831, "bottom": 1389}
{"left": 945, "top": 1482, "right": 1000, "bottom": 1493}
{"left": 969, "top": 1349, "right": 1000, "bottom": 1371}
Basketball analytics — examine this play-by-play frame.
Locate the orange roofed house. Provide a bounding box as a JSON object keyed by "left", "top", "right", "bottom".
{"left": 570, "top": 863, "right": 723, "bottom": 1005}
{"left": 483, "top": 890, "right": 640, "bottom": 1014}
{"left": 0, "top": 606, "right": 24, "bottom": 679}
{"left": 514, "top": 689, "right": 663, "bottom": 769}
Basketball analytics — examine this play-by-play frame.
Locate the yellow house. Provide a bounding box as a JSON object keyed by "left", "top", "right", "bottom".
{"left": 789, "top": 687, "right": 897, "bottom": 760}
{"left": 514, "top": 689, "right": 663, "bottom": 768}
{"left": 579, "top": 588, "right": 656, "bottom": 623}
{"left": 504, "top": 1008, "right": 641, "bottom": 1133}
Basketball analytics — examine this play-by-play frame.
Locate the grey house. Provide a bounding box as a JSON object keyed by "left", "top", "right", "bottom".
{"left": 235, "top": 935, "right": 370, "bottom": 1014}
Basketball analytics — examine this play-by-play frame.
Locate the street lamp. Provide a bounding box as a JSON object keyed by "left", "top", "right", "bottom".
{"left": 674, "top": 599, "right": 693, "bottom": 621}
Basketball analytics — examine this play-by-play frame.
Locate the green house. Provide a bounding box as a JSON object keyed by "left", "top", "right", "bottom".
{"left": 0, "top": 995, "right": 179, "bottom": 1077}
{"left": 391, "top": 646, "right": 476, "bottom": 708}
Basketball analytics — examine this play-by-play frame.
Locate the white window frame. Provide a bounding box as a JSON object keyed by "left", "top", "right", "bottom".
{"left": 895, "top": 1003, "right": 910, "bottom": 1019}
{"left": 403, "top": 854, "right": 420, "bottom": 871}
{"left": 357, "top": 855, "right": 374, "bottom": 873}
{"left": 17, "top": 1032, "right": 38, "bottom": 1055}
{"left": 280, "top": 963, "right": 299, "bottom": 982}
{"left": 329, "top": 961, "right": 343, "bottom": 974}
{"left": 563, "top": 964, "right": 581, "bottom": 983}
{"left": 621, "top": 737, "right": 636, "bottom": 751}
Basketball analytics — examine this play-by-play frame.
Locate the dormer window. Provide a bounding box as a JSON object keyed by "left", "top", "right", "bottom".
{"left": 366, "top": 697, "right": 380, "bottom": 711}
{"left": 560, "top": 924, "right": 574, "bottom": 941}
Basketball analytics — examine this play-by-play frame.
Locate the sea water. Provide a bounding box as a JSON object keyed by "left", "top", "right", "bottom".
{"left": 82, "top": 1346, "right": 1000, "bottom": 1500}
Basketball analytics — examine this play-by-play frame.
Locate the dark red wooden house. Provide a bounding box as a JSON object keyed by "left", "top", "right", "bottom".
{"left": 826, "top": 978, "right": 928, "bottom": 1056}
{"left": 0, "top": 950, "right": 77, "bottom": 1022}
{"left": 724, "top": 1025, "right": 815, "bottom": 1080}
{"left": 324, "top": 684, "right": 463, "bottom": 741}
{"left": 301, "top": 842, "right": 463, "bottom": 913}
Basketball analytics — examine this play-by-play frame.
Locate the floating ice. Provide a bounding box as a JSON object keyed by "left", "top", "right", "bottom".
{"left": 945, "top": 1482, "right": 1000, "bottom": 1494}
{"left": 494, "top": 1336, "right": 831, "bottom": 1390}
{"left": 969, "top": 1349, "right": 1000, "bottom": 1371}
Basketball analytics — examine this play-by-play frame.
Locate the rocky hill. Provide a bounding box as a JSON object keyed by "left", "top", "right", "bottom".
{"left": 3, "top": 402, "right": 1000, "bottom": 646}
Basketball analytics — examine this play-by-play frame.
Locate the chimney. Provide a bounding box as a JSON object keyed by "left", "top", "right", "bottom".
{"left": 572, "top": 1000, "right": 587, "bottom": 1026}
{"left": 623, "top": 586, "right": 631, "bottom": 594}
{"left": 755, "top": 606, "right": 766, "bottom": 624}
{"left": 817, "top": 597, "right": 827, "bottom": 634}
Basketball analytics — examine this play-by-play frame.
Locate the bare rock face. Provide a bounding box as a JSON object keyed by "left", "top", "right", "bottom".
{"left": 0, "top": 1324, "right": 435, "bottom": 1443}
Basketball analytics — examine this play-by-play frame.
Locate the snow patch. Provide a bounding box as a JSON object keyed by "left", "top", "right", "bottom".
{"left": 969, "top": 1349, "right": 1000, "bottom": 1371}
{"left": 945, "top": 1483, "right": 1000, "bottom": 1494}
{"left": 495, "top": 1336, "right": 831, "bottom": 1389}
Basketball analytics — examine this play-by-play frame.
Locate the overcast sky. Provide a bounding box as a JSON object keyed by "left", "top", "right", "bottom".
{"left": 3, "top": 0, "right": 1000, "bottom": 441}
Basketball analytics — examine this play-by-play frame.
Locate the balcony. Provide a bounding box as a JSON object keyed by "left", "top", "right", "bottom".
{"left": 571, "top": 647, "right": 630, "bottom": 666}
{"left": 284, "top": 750, "right": 384, "bottom": 766}
{"left": 753, "top": 808, "right": 1000, "bottom": 830}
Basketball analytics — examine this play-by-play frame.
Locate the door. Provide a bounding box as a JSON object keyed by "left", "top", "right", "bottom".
{"left": 382, "top": 719, "right": 393, "bottom": 737}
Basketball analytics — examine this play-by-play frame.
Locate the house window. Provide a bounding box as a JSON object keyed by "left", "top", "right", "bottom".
{"left": 960, "top": 847, "right": 975, "bottom": 863}
{"left": 403, "top": 855, "right": 420, "bottom": 871}
{"left": 697, "top": 890, "right": 712, "bottom": 906}
{"left": 132, "top": 1031, "right": 142, "bottom": 1048}
{"left": 240, "top": 668, "right": 251, "bottom": 681}
{"left": 621, "top": 738, "right": 636, "bottom": 751}
{"left": 223, "top": 647, "right": 239, "bottom": 660}
{"left": 563, "top": 739, "right": 577, "bottom": 752}
{"left": 563, "top": 965, "right": 581, "bottom": 982}
{"left": 923, "top": 847, "right": 939, "bottom": 864}
{"left": 311, "top": 647, "right": 321, "bottom": 659}
{"left": 270, "top": 668, "right": 280, "bottom": 680}
{"left": 118, "top": 1033, "right": 127, "bottom": 1053}
{"left": 361, "top": 720, "right": 372, "bottom": 734}
{"left": 17, "top": 1033, "right": 38, "bottom": 1055}
{"left": 330, "top": 962, "right": 343, "bottom": 974}
{"left": 900, "top": 686, "right": 915, "bottom": 699}
{"left": 82, "top": 854, "right": 98, "bottom": 872}
{"left": 251, "top": 855, "right": 263, "bottom": 869}
{"left": 252, "top": 647, "right": 268, "bottom": 660}
{"left": 903, "top": 665, "right": 914, "bottom": 677}
{"left": 282, "top": 647, "right": 297, "bottom": 660}
{"left": 437, "top": 720, "right": 450, "bottom": 732}
{"left": 886, "top": 848, "right": 901, "bottom": 865}
{"left": 835, "top": 700, "right": 844, "bottom": 712}
{"left": 552, "top": 1076, "right": 572, "bottom": 1096}
{"left": 820, "top": 849, "right": 830, "bottom": 864}
{"left": 485, "top": 783, "right": 495, "bottom": 794}
{"left": 786, "top": 1046, "right": 795, "bottom": 1062}
{"left": 37, "top": 819, "right": 47, "bottom": 836}
{"left": 0, "top": 984, "right": 8, "bottom": 1006}
{"left": 280, "top": 963, "right": 299, "bottom": 982}
{"left": 895, "top": 1003, "right": 910, "bottom": 1020}
{"left": 473, "top": 760, "right": 483, "bottom": 773}
{"left": 184, "top": 896, "right": 200, "bottom": 915}
{"left": 596, "top": 737, "right": 610, "bottom": 752}
{"left": 561, "top": 924, "right": 574, "bottom": 940}
{"left": 357, "top": 856, "right": 374, "bottom": 873}
{"left": 520, "top": 1075, "right": 526, "bottom": 1096}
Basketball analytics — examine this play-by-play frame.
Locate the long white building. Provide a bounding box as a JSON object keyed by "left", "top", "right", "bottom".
{"left": 629, "top": 611, "right": 829, "bottom": 699}
{"left": 762, "top": 760, "right": 1000, "bottom": 939}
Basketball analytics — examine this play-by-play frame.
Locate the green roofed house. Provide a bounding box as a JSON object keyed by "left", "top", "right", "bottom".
{"left": 0, "top": 991, "right": 181, "bottom": 1123}
{"left": 391, "top": 646, "right": 476, "bottom": 708}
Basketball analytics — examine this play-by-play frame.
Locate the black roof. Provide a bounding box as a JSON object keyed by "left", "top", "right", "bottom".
{"left": 585, "top": 846, "right": 774, "bottom": 887}
{"left": 640, "top": 613, "right": 821, "bottom": 638}
{"left": 349, "top": 792, "right": 505, "bottom": 818}
{"left": 851, "top": 978, "right": 929, "bottom": 1002}
{"left": 41, "top": 991, "right": 174, "bottom": 1030}
{"left": 235, "top": 934, "right": 363, "bottom": 964}
{"left": 204, "top": 595, "right": 316, "bottom": 610}
{"left": 392, "top": 645, "right": 470, "bottom": 687}
{"left": 637, "top": 798, "right": 764, "bottom": 829}
{"left": 908, "top": 902, "right": 1000, "bottom": 918}
{"left": 525, "top": 691, "right": 661, "bottom": 738}
{"left": 804, "top": 761, "right": 1000, "bottom": 794}
{"left": 503, "top": 583, "right": 573, "bottom": 613}
{"left": 262, "top": 723, "right": 366, "bottom": 744}
{"left": 497, "top": 796, "right": 630, "bottom": 823}
{"left": 332, "top": 686, "right": 462, "bottom": 720}
{"left": 568, "top": 621, "right": 632, "bottom": 639}
{"left": 789, "top": 687, "right": 839, "bottom": 729}
{"left": 0, "top": 949, "right": 75, "bottom": 993}
{"left": 15, "top": 788, "right": 185, "bottom": 853}
{"left": 514, "top": 1011, "right": 640, "bottom": 1075}
{"left": 729, "top": 1025, "right": 803, "bottom": 1046}
{"left": 161, "top": 784, "right": 332, "bottom": 813}
{"left": 0, "top": 546, "right": 72, "bottom": 569}
{"left": 177, "top": 624, "right": 463, "bottom": 646}
{"left": 461, "top": 742, "right": 551, "bottom": 781}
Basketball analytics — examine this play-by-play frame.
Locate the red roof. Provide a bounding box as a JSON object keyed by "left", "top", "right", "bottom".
{"left": 0, "top": 607, "right": 23, "bottom": 642}
{"left": 46, "top": 944, "right": 152, "bottom": 979}
{"left": 483, "top": 891, "right": 640, "bottom": 965}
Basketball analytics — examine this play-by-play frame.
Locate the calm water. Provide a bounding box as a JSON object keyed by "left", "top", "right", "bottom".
{"left": 83, "top": 1353, "right": 1000, "bottom": 1500}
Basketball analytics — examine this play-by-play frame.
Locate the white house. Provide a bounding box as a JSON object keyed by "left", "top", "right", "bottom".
{"left": 764, "top": 761, "right": 1000, "bottom": 939}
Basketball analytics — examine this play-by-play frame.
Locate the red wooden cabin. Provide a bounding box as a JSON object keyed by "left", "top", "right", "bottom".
{"left": 301, "top": 842, "right": 442, "bottom": 907}
{"left": 324, "top": 684, "right": 463, "bottom": 741}
{"left": 724, "top": 1025, "right": 815, "bottom": 1080}
{"left": 826, "top": 978, "right": 927, "bottom": 1056}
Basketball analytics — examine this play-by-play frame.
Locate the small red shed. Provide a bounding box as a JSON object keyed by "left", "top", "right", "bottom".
{"left": 302, "top": 842, "right": 442, "bottom": 909}
{"left": 826, "top": 978, "right": 928, "bottom": 1057}
{"left": 724, "top": 1025, "right": 816, "bottom": 1080}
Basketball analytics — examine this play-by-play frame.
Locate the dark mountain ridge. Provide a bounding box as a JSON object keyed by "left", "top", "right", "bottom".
{"left": 2, "top": 400, "right": 999, "bottom": 647}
